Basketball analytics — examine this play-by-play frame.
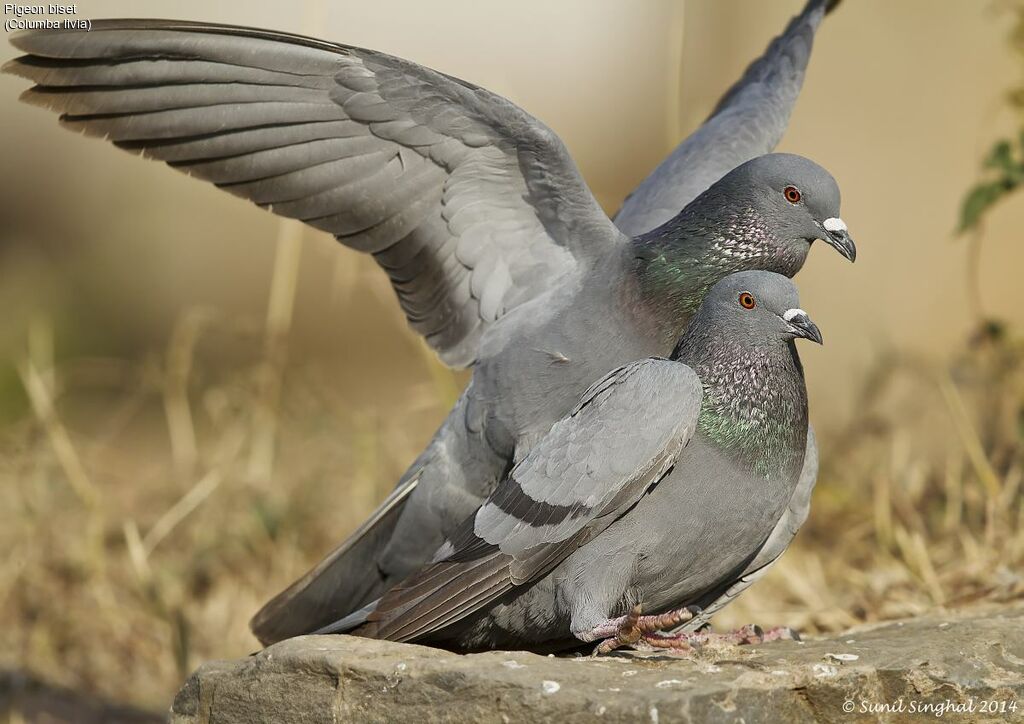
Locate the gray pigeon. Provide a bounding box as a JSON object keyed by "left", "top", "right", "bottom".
{"left": 322, "top": 271, "right": 822, "bottom": 653}
{"left": 1, "top": 0, "right": 850, "bottom": 645}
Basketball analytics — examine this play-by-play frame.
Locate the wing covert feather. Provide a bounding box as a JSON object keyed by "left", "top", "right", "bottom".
{"left": 363, "top": 358, "right": 703, "bottom": 642}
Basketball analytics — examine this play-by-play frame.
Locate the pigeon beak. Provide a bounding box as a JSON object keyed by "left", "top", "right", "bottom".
{"left": 819, "top": 217, "right": 856, "bottom": 262}
{"left": 783, "top": 308, "right": 823, "bottom": 345}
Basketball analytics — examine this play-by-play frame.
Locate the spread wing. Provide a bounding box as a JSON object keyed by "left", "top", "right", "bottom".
{"left": 358, "top": 358, "right": 703, "bottom": 643}
{"left": 614, "top": 0, "right": 838, "bottom": 236}
{"left": 5, "top": 20, "right": 623, "bottom": 367}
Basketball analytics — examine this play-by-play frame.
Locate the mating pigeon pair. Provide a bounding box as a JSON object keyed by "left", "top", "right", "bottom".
{"left": 323, "top": 270, "right": 822, "bottom": 653}
{"left": 5, "top": 0, "right": 853, "bottom": 652}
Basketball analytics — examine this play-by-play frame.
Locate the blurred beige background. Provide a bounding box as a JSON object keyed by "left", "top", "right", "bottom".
{"left": 1, "top": 0, "right": 1021, "bottom": 423}
{"left": 2, "top": 0, "right": 1023, "bottom": 715}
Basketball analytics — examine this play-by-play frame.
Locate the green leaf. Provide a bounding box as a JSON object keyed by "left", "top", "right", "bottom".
{"left": 985, "top": 140, "right": 1014, "bottom": 173}
{"left": 958, "top": 180, "right": 1014, "bottom": 234}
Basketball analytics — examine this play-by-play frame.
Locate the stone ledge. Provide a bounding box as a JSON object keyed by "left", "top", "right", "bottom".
{"left": 170, "top": 605, "right": 1024, "bottom": 723}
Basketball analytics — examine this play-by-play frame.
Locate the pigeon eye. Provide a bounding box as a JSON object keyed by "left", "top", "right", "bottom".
{"left": 738, "top": 292, "right": 756, "bottom": 310}
{"left": 783, "top": 186, "right": 802, "bottom": 204}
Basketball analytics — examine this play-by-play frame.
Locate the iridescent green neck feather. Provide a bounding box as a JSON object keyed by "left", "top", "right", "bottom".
{"left": 676, "top": 330, "right": 808, "bottom": 481}
{"left": 630, "top": 195, "right": 809, "bottom": 346}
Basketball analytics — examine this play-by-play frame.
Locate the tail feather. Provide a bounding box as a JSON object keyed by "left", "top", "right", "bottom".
{"left": 249, "top": 476, "right": 417, "bottom": 646}
{"left": 313, "top": 600, "right": 379, "bottom": 636}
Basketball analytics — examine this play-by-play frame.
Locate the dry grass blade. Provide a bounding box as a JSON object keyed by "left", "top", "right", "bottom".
{"left": 248, "top": 219, "right": 304, "bottom": 484}
{"left": 123, "top": 519, "right": 152, "bottom": 583}
{"left": 163, "top": 308, "right": 217, "bottom": 478}
{"left": 18, "top": 360, "right": 99, "bottom": 508}
{"left": 142, "top": 469, "right": 223, "bottom": 555}
{"left": 939, "top": 375, "right": 1003, "bottom": 500}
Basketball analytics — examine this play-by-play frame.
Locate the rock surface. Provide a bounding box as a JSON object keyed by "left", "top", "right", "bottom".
{"left": 171, "top": 606, "right": 1024, "bottom": 723}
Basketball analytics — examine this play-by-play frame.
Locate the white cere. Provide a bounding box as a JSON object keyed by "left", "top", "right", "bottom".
{"left": 783, "top": 308, "right": 808, "bottom": 322}
{"left": 823, "top": 217, "right": 847, "bottom": 232}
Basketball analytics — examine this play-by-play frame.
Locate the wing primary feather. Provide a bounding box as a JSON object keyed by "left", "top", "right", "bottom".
{"left": 379, "top": 561, "right": 511, "bottom": 641}
{"left": 7, "top": 18, "right": 620, "bottom": 369}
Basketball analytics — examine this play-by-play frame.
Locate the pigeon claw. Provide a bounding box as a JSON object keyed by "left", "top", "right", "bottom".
{"left": 593, "top": 604, "right": 643, "bottom": 655}
{"left": 758, "top": 625, "right": 801, "bottom": 643}
{"left": 637, "top": 605, "right": 703, "bottom": 634}
{"left": 633, "top": 632, "right": 697, "bottom": 652}
{"left": 733, "top": 623, "right": 765, "bottom": 645}
{"left": 720, "top": 623, "right": 802, "bottom": 645}
{"left": 590, "top": 604, "right": 702, "bottom": 656}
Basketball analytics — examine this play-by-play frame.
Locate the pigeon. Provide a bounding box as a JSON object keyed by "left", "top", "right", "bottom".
{"left": 1, "top": 0, "right": 851, "bottom": 645}
{"left": 319, "top": 271, "right": 822, "bottom": 654}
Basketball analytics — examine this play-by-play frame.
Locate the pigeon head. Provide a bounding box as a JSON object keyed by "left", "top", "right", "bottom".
{"left": 632, "top": 153, "right": 851, "bottom": 339}
{"left": 727, "top": 153, "right": 856, "bottom": 263}
{"left": 672, "top": 270, "right": 822, "bottom": 361}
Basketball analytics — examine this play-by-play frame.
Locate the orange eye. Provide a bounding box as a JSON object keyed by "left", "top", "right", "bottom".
{"left": 783, "top": 186, "right": 802, "bottom": 203}
{"left": 739, "top": 292, "right": 756, "bottom": 309}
